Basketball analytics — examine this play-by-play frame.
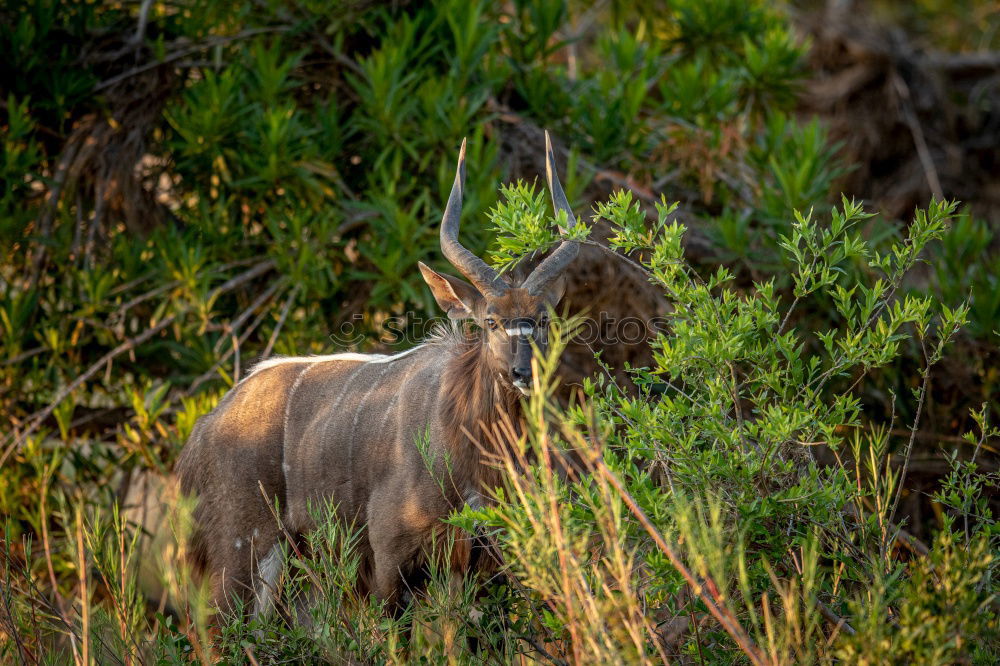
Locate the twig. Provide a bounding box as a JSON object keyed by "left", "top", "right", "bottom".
{"left": 887, "top": 427, "right": 981, "bottom": 446}
{"left": 154, "top": 260, "right": 277, "bottom": 397}
{"left": 577, "top": 239, "right": 660, "bottom": 277}
{"left": 889, "top": 339, "right": 931, "bottom": 525}
{"left": 243, "top": 646, "right": 260, "bottom": 666}
{"left": 94, "top": 27, "right": 289, "bottom": 92}
{"left": 131, "top": 0, "right": 155, "bottom": 48}
{"left": 118, "top": 514, "right": 132, "bottom": 666}
{"left": 891, "top": 71, "right": 944, "bottom": 200}
{"left": 28, "top": 136, "right": 82, "bottom": 290}
{"left": 212, "top": 279, "right": 285, "bottom": 354}
{"left": 40, "top": 464, "right": 72, "bottom": 625}
{"left": 0, "top": 551, "right": 31, "bottom": 665}
{"left": 922, "top": 51, "right": 1000, "bottom": 73}
{"left": 208, "top": 259, "right": 276, "bottom": 298}
{"left": 255, "top": 484, "right": 328, "bottom": 602}
{"left": 75, "top": 508, "right": 90, "bottom": 666}
{"left": 1, "top": 537, "right": 112, "bottom": 660}
{"left": 335, "top": 210, "right": 377, "bottom": 237}
{"left": 108, "top": 270, "right": 155, "bottom": 296}
{"left": 776, "top": 295, "right": 801, "bottom": 336}
{"left": 841, "top": 500, "right": 931, "bottom": 558}
{"left": 815, "top": 596, "right": 855, "bottom": 636}
{"left": 311, "top": 34, "right": 365, "bottom": 77}
{"left": 111, "top": 258, "right": 268, "bottom": 323}
{"left": 261, "top": 285, "right": 299, "bottom": 360}
{"left": 489, "top": 105, "right": 716, "bottom": 256}
{"left": 84, "top": 528, "right": 144, "bottom": 663}
{"left": 84, "top": 180, "right": 106, "bottom": 270}
{"left": 689, "top": 604, "right": 706, "bottom": 665}
{"left": 71, "top": 191, "right": 85, "bottom": 264}
{"left": 187, "top": 291, "right": 274, "bottom": 394}
{"left": 895, "top": 526, "right": 930, "bottom": 557}
{"left": 187, "top": 327, "right": 253, "bottom": 393}
{"left": 1, "top": 347, "right": 46, "bottom": 367}
{"left": 231, "top": 332, "right": 241, "bottom": 384}
{"left": 520, "top": 633, "right": 569, "bottom": 666}
{"left": 111, "top": 280, "right": 180, "bottom": 322}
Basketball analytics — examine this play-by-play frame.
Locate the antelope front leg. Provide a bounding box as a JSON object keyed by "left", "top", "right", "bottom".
{"left": 367, "top": 493, "right": 426, "bottom": 612}
{"left": 370, "top": 531, "right": 426, "bottom": 613}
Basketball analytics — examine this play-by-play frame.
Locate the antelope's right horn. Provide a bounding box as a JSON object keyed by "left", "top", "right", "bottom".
{"left": 522, "top": 131, "right": 580, "bottom": 296}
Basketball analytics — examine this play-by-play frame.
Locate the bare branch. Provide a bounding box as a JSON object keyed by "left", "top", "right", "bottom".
{"left": 1, "top": 314, "right": 178, "bottom": 464}
{"left": 2, "top": 260, "right": 276, "bottom": 462}
{"left": 261, "top": 285, "right": 300, "bottom": 360}
{"left": 891, "top": 71, "right": 944, "bottom": 200}
{"left": 816, "top": 596, "right": 856, "bottom": 636}
{"left": 94, "top": 27, "right": 289, "bottom": 92}
{"left": 131, "top": 0, "right": 155, "bottom": 48}
{"left": 212, "top": 279, "right": 285, "bottom": 355}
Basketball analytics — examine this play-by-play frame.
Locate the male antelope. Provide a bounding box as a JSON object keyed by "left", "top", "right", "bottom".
{"left": 176, "top": 132, "right": 579, "bottom": 617}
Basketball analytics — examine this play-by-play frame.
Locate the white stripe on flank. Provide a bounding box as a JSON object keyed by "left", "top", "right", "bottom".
{"left": 283, "top": 362, "right": 315, "bottom": 461}
{"left": 249, "top": 353, "right": 385, "bottom": 377}
{"left": 248, "top": 345, "right": 425, "bottom": 377}
{"left": 368, "top": 344, "right": 425, "bottom": 363}
{"left": 352, "top": 375, "right": 381, "bottom": 431}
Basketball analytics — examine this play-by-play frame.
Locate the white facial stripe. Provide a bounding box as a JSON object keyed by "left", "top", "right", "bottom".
{"left": 505, "top": 324, "right": 535, "bottom": 337}
{"left": 464, "top": 484, "right": 484, "bottom": 510}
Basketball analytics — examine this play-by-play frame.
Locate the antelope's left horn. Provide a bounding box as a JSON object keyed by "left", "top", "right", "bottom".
{"left": 523, "top": 130, "right": 580, "bottom": 295}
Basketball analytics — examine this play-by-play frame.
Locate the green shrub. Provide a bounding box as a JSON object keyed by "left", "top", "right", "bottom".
{"left": 454, "top": 186, "right": 997, "bottom": 663}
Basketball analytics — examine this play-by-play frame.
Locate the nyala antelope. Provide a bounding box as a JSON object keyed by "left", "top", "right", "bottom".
{"left": 176, "top": 132, "right": 580, "bottom": 617}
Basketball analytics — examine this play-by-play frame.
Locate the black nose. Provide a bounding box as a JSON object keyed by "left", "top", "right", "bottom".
{"left": 511, "top": 366, "right": 531, "bottom": 383}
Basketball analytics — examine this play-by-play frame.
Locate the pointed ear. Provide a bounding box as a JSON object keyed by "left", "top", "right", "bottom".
{"left": 418, "top": 262, "right": 484, "bottom": 320}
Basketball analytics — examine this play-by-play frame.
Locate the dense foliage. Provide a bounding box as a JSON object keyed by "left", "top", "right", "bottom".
{"left": 2, "top": 0, "right": 998, "bottom": 663}
{"left": 477, "top": 189, "right": 997, "bottom": 664}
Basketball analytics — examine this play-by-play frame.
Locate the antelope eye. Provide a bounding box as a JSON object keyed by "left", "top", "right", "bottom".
{"left": 485, "top": 318, "right": 498, "bottom": 331}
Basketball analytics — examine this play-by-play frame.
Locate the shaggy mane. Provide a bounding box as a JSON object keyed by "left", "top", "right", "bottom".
{"left": 437, "top": 322, "right": 521, "bottom": 493}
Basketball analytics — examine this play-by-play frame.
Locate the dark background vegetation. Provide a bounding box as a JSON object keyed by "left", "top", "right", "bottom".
{"left": 1, "top": 0, "right": 998, "bottom": 662}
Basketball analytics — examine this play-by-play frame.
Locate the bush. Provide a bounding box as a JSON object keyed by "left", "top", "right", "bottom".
{"left": 464, "top": 186, "right": 997, "bottom": 663}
